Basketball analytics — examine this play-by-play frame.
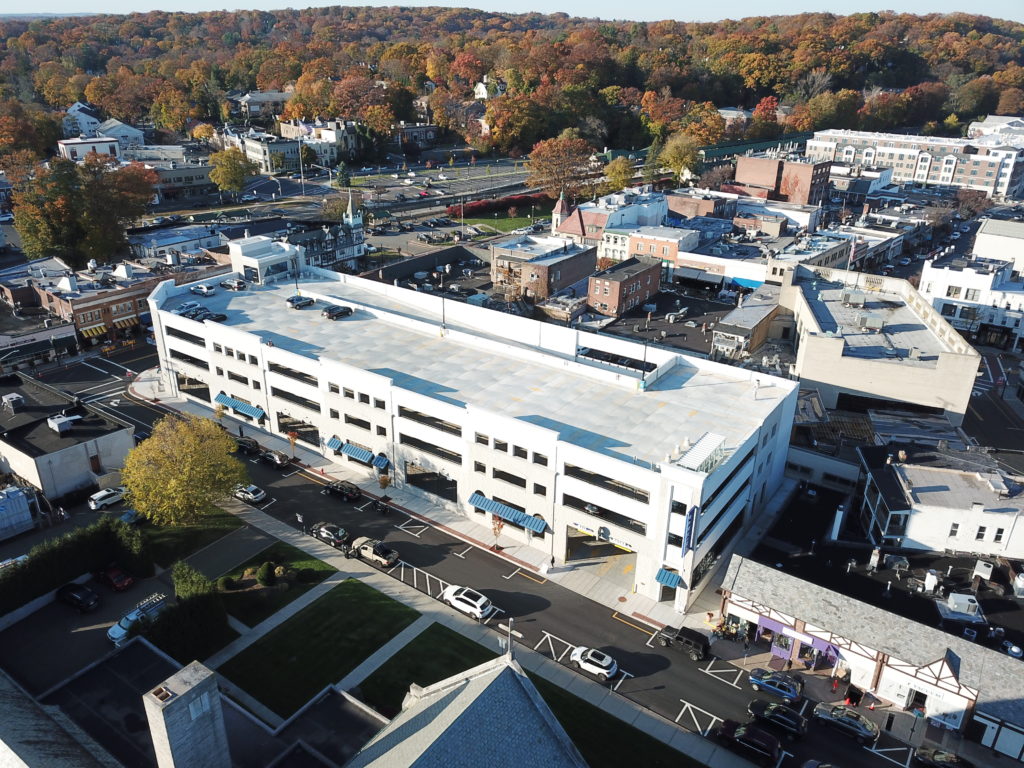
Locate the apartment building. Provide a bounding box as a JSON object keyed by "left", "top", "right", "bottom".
{"left": 587, "top": 256, "right": 661, "bottom": 316}
{"left": 600, "top": 226, "right": 699, "bottom": 264}
{"left": 149, "top": 249, "right": 798, "bottom": 611}
{"left": 728, "top": 154, "right": 831, "bottom": 206}
{"left": 806, "top": 129, "right": 1024, "bottom": 199}
{"left": 490, "top": 236, "right": 596, "bottom": 301}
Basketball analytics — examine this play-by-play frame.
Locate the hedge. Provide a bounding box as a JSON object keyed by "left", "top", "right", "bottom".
{"left": 0, "top": 516, "right": 155, "bottom": 616}
{"left": 446, "top": 192, "right": 549, "bottom": 218}
{"left": 142, "top": 562, "right": 233, "bottom": 662}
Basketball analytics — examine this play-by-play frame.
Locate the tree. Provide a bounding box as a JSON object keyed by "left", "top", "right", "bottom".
{"left": 13, "top": 155, "right": 157, "bottom": 268}
{"left": 299, "top": 144, "right": 318, "bottom": 169}
{"left": 209, "top": 147, "right": 259, "bottom": 196}
{"left": 150, "top": 86, "right": 191, "bottom": 133}
{"left": 996, "top": 88, "right": 1024, "bottom": 116}
{"left": 698, "top": 163, "right": 735, "bottom": 191}
{"left": 659, "top": 132, "right": 701, "bottom": 184}
{"left": 642, "top": 136, "right": 664, "bottom": 184}
{"left": 604, "top": 156, "right": 635, "bottom": 193}
{"left": 334, "top": 161, "right": 351, "bottom": 188}
{"left": 527, "top": 135, "right": 593, "bottom": 200}
{"left": 955, "top": 189, "right": 992, "bottom": 219}
{"left": 191, "top": 123, "right": 215, "bottom": 142}
{"left": 122, "top": 415, "right": 247, "bottom": 527}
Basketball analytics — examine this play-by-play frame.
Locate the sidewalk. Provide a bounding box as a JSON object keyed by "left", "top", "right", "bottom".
{"left": 209, "top": 502, "right": 753, "bottom": 768}
{"left": 127, "top": 367, "right": 684, "bottom": 628}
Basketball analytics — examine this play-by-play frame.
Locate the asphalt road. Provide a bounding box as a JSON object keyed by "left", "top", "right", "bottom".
{"left": 17, "top": 348, "right": 911, "bottom": 768}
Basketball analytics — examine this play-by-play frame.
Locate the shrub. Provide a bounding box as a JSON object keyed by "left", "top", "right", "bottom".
{"left": 146, "top": 593, "right": 231, "bottom": 662}
{"left": 256, "top": 561, "right": 276, "bottom": 586}
{"left": 297, "top": 568, "right": 318, "bottom": 584}
{"left": 446, "top": 192, "right": 548, "bottom": 218}
{"left": 217, "top": 575, "right": 235, "bottom": 591}
{"left": 172, "top": 561, "right": 215, "bottom": 600}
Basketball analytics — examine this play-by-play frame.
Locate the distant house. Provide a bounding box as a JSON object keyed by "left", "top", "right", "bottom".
{"left": 62, "top": 101, "right": 103, "bottom": 139}
{"left": 57, "top": 136, "right": 120, "bottom": 162}
{"left": 236, "top": 90, "right": 294, "bottom": 119}
{"left": 473, "top": 75, "right": 506, "bottom": 100}
{"left": 95, "top": 118, "right": 144, "bottom": 149}
{"left": 717, "top": 106, "right": 753, "bottom": 127}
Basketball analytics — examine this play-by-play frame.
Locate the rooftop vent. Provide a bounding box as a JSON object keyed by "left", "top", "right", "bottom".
{"left": 2, "top": 393, "right": 25, "bottom": 413}
{"left": 47, "top": 414, "right": 82, "bottom": 434}
{"left": 151, "top": 686, "right": 175, "bottom": 702}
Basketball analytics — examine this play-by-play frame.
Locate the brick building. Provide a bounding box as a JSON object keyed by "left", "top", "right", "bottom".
{"left": 490, "top": 235, "right": 596, "bottom": 301}
{"left": 587, "top": 256, "right": 661, "bottom": 316}
{"left": 665, "top": 193, "right": 737, "bottom": 220}
{"left": 726, "top": 154, "right": 831, "bottom": 206}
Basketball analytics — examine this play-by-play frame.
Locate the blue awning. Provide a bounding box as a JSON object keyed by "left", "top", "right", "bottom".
{"left": 656, "top": 568, "right": 682, "bottom": 589}
{"left": 340, "top": 443, "right": 374, "bottom": 463}
{"left": 731, "top": 277, "right": 764, "bottom": 289}
{"left": 468, "top": 492, "right": 547, "bottom": 534}
{"left": 326, "top": 436, "right": 342, "bottom": 451}
{"left": 372, "top": 454, "right": 390, "bottom": 470}
{"left": 215, "top": 393, "right": 265, "bottom": 420}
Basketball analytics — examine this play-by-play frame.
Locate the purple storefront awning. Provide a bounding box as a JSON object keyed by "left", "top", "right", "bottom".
{"left": 758, "top": 617, "right": 786, "bottom": 634}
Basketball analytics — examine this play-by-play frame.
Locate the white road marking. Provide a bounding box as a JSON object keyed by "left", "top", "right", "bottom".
{"left": 260, "top": 498, "right": 276, "bottom": 510}
{"left": 501, "top": 567, "right": 521, "bottom": 580}
{"left": 699, "top": 658, "right": 744, "bottom": 689}
{"left": 82, "top": 361, "right": 119, "bottom": 377}
{"left": 674, "top": 698, "right": 723, "bottom": 736}
{"left": 453, "top": 546, "right": 472, "bottom": 559}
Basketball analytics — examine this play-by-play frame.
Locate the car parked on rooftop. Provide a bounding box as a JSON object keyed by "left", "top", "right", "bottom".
{"left": 748, "top": 668, "right": 804, "bottom": 703}
{"left": 189, "top": 284, "right": 216, "bottom": 296}
{"left": 220, "top": 279, "right": 246, "bottom": 291}
{"left": 171, "top": 301, "right": 201, "bottom": 315}
{"left": 286, "top": 295, "right": 315, "bottom": 309}
{"left": 440, "top": 585, "right": 492, "bottom": 620}
{"left": 812, "top": 703, "right": 880, "bottom": 745}
{"left": 322, "top": 305, "right": 354, "bottom": 320}
{"left": 568, "top": 646, "right": 618, "bottom": 681}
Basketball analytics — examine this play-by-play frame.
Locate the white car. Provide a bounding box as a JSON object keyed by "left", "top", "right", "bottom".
{"left": 407, "top": 171, "right": 416, "bottom": 177}
{"left": 437, "top": 173, "right": 448, "bottom": 180}
{"left": 569, "top": 646, "right": 619, "bottom": 681}
{"left": 189, "top": 284, "right": 216, "bottom": 296}
{"left": 402, "top": 178, "right": 414, "bottom": 185}
{"left": 233, "top": 484, "right": 267, "bottom": 504}
{"left": 171, "top": 301, "right": 202, "bottom": 315}
{"left": 0, "top": 212, "right": 13, "bottom": 223}
{"left": 88, "top": 486, "right": 127, "bottom": 510}
{"left": 440, "top": 585, "right": 492, "bottom": 620}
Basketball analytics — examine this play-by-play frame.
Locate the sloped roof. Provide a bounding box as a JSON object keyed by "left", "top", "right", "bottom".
{"left": 555, "top": 208, "right": 587, "bottom": 239}
{"left": 552, "top": 193, "right": 571, "bottom": 217}
{"left": 96, "top": 118, "right": 141, "bottom": 134}
{"left": 346, "top": 654, "right": 588, "bottom": 768}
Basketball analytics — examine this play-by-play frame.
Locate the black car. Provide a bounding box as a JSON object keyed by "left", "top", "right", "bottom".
{"left": 220, "top": 279, "right": 246, "bottom": 291}
{"left": 748, "top": 699, "right": 808, "bottom": 740}
{"left": 914, "top": 748, "right": 975, "bottom": 768}
{"left": 259, "top": 450, "right": 290, "bottom": 469}
{"left": 812, "top": 703, "right": 880, "bottom": 745}
{"left": 322, "top": 305, "right": 354, "bottom": 320}
{"left": 205, "top": 313, "right": 228, "bottom": 322}
{"left": 655, "top": 626, "right": 710, "bottom": 661}
{"left": 310, "top": 522, "right": 350, "bottom": 548}
{"left": 56, "top": 583, "right": 100, "bottom": 612}
{"left": 324, "top": 480, "right": 362, "bottom": 501}
{"left": 233, "top": 436, "right": 260, "bottom": 455}
{"left": 713, "top": 720, "right": 781, "bottom": 767}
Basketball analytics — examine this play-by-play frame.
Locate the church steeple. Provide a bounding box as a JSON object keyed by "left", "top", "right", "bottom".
{"left": 551, "top": 190, "right": 570, "bottom": 234}
{"left": 343, "top": 189, "right": 362, "bottom": 228}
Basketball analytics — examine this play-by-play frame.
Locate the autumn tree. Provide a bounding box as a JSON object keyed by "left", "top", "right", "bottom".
{"left": 996, "top": 88, "right": 1024, "bottom": 116}
{"left": 209, "top": 147, "right": 259, "bottom": 197}
{"left": 659, "top": 132, "right": 701, "bottom": 184}
{"left": 699, "top": 163, "right": 735, "bottom": 191}
{"left": 603, "top": 156, "right": 635, "bottom": 193}
{"left": 122, "top": 415, "right": 247, "bottom": 527}
{"left": 191, "top": 123, "right": 215, "bottom": 142}
{"left": 527, "top": 135, "right": 593, "bottom": 200}
{"left": 746, "top": 96, "right": 782, "bottom": 140}
{"left": 13, "top": 155, "right": 157, "bottom": 268}
{"left": 150, "top": 86, "right": 191, "bottom": 133}
{"left": 955, "top": 189, "right": 992, "bottom": 219}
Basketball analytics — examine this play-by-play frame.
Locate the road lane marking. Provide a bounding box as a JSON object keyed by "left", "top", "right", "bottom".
{"left": 283, "top": 469, "right": 301, "bottom": 478}
{"left": 260, "top": 498, "right": 276, "bottom": 510}
{"left": 517, "top": 570, "right": 547, "bottom": 585}
{"left": 611, "top": 611, "right": 655, "bottom": 636}
{"left": 674, "top": 698, "right": 723, "bottom": 736}
{"left": 82, "top": 361, "right": 120, "bottom": 377}
{"left": 700, "top": 658, "right": 744, "bottom": 689}
{"left": 868, "top": 744, "right": 914, "bottom": 767}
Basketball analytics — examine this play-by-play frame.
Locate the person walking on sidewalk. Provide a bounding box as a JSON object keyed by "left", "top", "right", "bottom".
{"left": 296, "top": 512, "right": 305, "bottom": 534}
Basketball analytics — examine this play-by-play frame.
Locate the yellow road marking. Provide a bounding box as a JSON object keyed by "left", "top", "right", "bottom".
{"left": 517, "top": 570, "right": 547, "bottom": 585}
{"left": 612, "top": 611, "right": 656, "bottom": 636}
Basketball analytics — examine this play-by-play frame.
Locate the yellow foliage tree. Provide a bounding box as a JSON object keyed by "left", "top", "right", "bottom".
{"left": 122, "top": 415, "right": 247, "bottom": 526}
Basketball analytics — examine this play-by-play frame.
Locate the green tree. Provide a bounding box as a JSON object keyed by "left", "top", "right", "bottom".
{"left": 299, "top": 144, "right": 318, "bottom": 169}
{"left": 603, "top": 156, "right": 635, "bottom": 193}
{"left": 270, "top": 152, "right": 286, "bottom": 173}
{"left": 642, "top": 137, "right": 664, "bottom": 185}
{"left": 527, "top": 135, "right": 593, "bottom": 200}
{"left": 659, "top": 132, "right": 702, "bottom": 184}
{"left": 12, "top": 155, "right": 157, "bottom": 268}
{"left": 122, "top": 415, "right": 247, "bottom": 526}
{"left": 334, "top": 161, "right": 351, "bottom": 188}
{"left": 209, "top": 147, "right": 259, "bottom": 196}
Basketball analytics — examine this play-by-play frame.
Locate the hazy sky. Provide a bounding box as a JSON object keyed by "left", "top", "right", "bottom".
{"left": 21, "top": 0, "right": 1024, "bottom": 23}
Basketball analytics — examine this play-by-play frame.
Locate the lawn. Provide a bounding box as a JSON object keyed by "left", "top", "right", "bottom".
{"left": 463, "top": 212, "right": 550, "bottom": 233}
{"left": 218, "top": 579, "right": 419, "bottom": 718}
{"left": 143, "top": 508, "right": 243, "bottom": 568}
{"left": 529, "top": 675, "right": 706, "bottom": 768}
{"left": 220, "top": 541, "right": 337, "bottom": 628}
{"left": 358, "top": 623, "right": 498, "bottom": 716}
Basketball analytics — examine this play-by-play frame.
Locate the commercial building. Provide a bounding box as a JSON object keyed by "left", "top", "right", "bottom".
{"left": 728, "top": 154, "right": 831, "bottom": 206}
{"left": 599, "top": 226, "right": 699, "bottom": 264}
{"left": 665, "top": 192, "right": 736, "bottom": 220}
{"left": 972, "top": 218, "right": 1024, "bottom": 276}
{"left": 57, "top": 136, "right": 120, "bottom": 162}
{"left": 919, "top": 254, "right": 1024, "bottom": 351}
{"left": 490, "top": 235, "right": 596, "bottom": 301}
{"left": 667, "top": 187, "right": 824, "bottom": 232}
{"left": 278, "top": 118, "right": 362, "bottom": 160}
{"left": 0, "top": 373, "right": 133, "bottom": 499}
{"left": 149, "top": 251, "right": 798, "bottom": 610}
{"left": 828, "top": 163, "right": 895, "bottom": 205}
{"left": 779, "top": 266, "right": 980, "bottom": 425}
{"left": 806, "top": 129, "right": 1024, "bottom": 199}
{"left": 711, "top": 284, "right": 783, "bottom": 360}
{"left": 234, "top": 90, "right": 293, "bottom": 119}
{"left": 553, "top": 188, "right": 667, "bottom": 246}
{"left": 586, "top": 256, "right": 661, "bottom": 316}
{"left": 148, "top": 161, "right": 216, "bottom": 204}
{"left": 95, "top": 118, "right": 144, "bottom": 149}
{"left": 217, "top": 128, "right": 299, "bottom": 174}
{"left": 858, "top": 443, "right": 1024, "bottom": 556}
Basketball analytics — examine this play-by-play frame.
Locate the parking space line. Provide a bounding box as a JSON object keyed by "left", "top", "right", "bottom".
{"left": 517, "top": 570, "right": 547, "bottom": 585}
{"left": 453, "top": 546, "right": 472, "bottom": 559}
{"left": 534, "top": 630, "right": 575, "bottom": 663}
{"left": 394, "top": 517, "right": 427, "bottom": 538}
{"left": 260, "top": 499, "right": 276, "bottom": 510}
{"left": 611, "top": 611, "right": 655, "bottom": 637}
{"left": 700, "top": 658, "right": 744, "bottom": 689}
{"left": 776, "top": 751, "right": 794, "bottom": 768}
{"left": 868, "top": 745, "right": 914, "bottom": 768}
{"left": 483, "top": 605, "right": 505, "bottom": 626}
{"left": 674, "top": 698, "right": 723, "bottom": 736}
{"left": 283, "top": 469, "right": 302, "bottom": 478}
{"left": 356, "top": 500, "right": 372, "bottom": 511}
{"left": 611, "top": 670, "right": 635, "bottom": 691}
{"left": 501, "top": 567, "right": 521, "bottom": 580}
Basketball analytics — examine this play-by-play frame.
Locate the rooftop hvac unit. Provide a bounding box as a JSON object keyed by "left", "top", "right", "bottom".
{"left": 2, "top": 393, "right": 25, "bottom": 413}
{"left": 842, "top": 291, "right": 866, "bottom": 308}
{"left": 924, "top": 570, "right": 939, "bottom": 594}
{"left": 947, "top": 593, "right": 980, "bottom": 616}
{"left": 859, "top": 314, "right": 884, "bottom": 332}
{"left": 47, "top": 414, "right": 82, "bottom": 434}
{"left": 974, "top": 560, "right": 994, "bottom": 581}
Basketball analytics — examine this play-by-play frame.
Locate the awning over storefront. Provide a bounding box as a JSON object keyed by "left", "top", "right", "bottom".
{"left": 326, "top": 436, "right": 343, "bottom": 451}
{"left": 213, "top": 393, "right": 265, "bottom": 420}
{"left": 468, "top": 492, "right": 547, "bottom": 533}
{"left": 372, "top": 454, "right": 390, "bottom": 470}
{"left": 677, "top": 267, "right": 724, "bottom": 286}
{"left": 655, "top": 568, "right": 683, "bottom": 589}
{"left": 113, "top": 317, "right": 139, "bottom": 329}
{"left": 730, "top": 277, "right": 764, "bottom": 289}
{"left": 0, "top": 339, "right": 51, "bottom": 363}
{"left": 80, "top": 324, "right": 108, "bottom": 338}
{"left": 340, "top": 443, "right": 374, "bottom": 463}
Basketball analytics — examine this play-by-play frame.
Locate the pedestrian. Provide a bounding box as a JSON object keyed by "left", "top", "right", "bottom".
{"left": 785, "top": 659, "right": 793, "bottom": 672}
{"left": 296, "top": 512, "right": 305, "bottom": 533}
{"left": 238, "top": 425, "right": 244, "bottom": 437}
{"left": 58, "top": 506, "right": 68, "bottom": 521}
{"left": 743, "top": 638, "right": 750, "bottom": 652}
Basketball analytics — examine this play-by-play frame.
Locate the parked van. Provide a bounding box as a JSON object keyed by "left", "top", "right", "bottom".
{"left": 107, "top": 593, "right": 170, "bottom": 646}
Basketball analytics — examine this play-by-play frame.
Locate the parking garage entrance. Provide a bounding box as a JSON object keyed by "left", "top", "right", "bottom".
{"left": 405, "top": 461, "right": 457, "bottom": 503}
{"left": 275, "top": 413, "right": 319, "bottom": 447}
{"left": 564, "top": 526, "right": 637, "bottom": 590}
{"left": 175, "top": 372, "right": 210, "bottom": 402}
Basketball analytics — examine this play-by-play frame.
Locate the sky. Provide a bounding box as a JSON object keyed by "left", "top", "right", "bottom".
{"left": 17, "top": 0, "right": 1024, "bottom": 23}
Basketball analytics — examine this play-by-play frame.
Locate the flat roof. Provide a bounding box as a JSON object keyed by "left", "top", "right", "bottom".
{"left": 491, "top": 236, "right": 590, "bottom": 264}
{"left": 978, "top": 218, "right": 1024, "bottom": 240}
{"left": 799, "top": 279, "right": 949, "bottom": 363}
{"left": 160, "top": 275, "right": 793, "bottom": 468}
{"left": 592, "top": 256, "right": 659, "bottom": 283}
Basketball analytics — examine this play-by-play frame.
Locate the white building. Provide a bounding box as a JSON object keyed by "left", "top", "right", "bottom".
{"left": 806, "top": 129, "right": 1024, "bottom": 199}
{"left": 968, "top": 114, "right": 1024, "bottom": 140}
{"left": 858, "top": 443, "right": 1024, "bottom": 557}
{"left": 919, "top": 255, "right": 1024, "bottom": 351}
{"left": 62, "top": 101, "right": 103, "bottom": 138}
{"left": 95, "top": 118, "right": 144, "bottom": 149}
{"left": 667, "top": 187, "right": 825, "bottom": 233}
{"left": 57, "top": 136, "right": 120, "bottom": 162}
{"left": 554, "top": 187, "right": 668, "bottom": 245}
{"left": 149, "top": 254, "right": 798, "bottom": 611}
{"left": 973, "top": 218, "right": 1024, "bottom": 276}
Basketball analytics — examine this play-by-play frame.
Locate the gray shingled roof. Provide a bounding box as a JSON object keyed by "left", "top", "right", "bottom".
{"left": 346, "top": 654, "right": 588, "bottom": 768}
{"left": 722, "top": 555, "right": 1024, "bottom": 726}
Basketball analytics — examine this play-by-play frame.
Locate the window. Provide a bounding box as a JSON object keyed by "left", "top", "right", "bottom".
{"left": 215, "top": 367, "right": 224, "bottom": 376}
{"left": 343, "top": 388, "right": 354, "bottom": 399}
{"left": 189, "top": 692, "right": 211, "bottom": 720}
{"left": 359, "top": 393, "right": 370, "bottom": 404}
{"left": 213, "top": 343, "right": 222, "bottom": 354}
{"left": 976, "top": 526, "right": 987, "bottom": 541}
{"left": 345, "top": 414, "right": 371, "bottom": 430}
{"left": 533, "top": 483, "right": 547, "bottom": 496}
{"left": 374, "top": 399, "right": 385, "bottom": 409}
{"left": 494, "top": 440, "right": 508, "bottom": 452}
{"left": 994, "top": 528, "right": 1005, "bottom": 543}
{"left": 533, "top": 453, "right": 548, "bottom": 466}
{"left": 376, "top": 426, "right": 386, "bottom": 436}
{"left": 399, "top": 433, "right": 462, "bottom": 464}
{"left": 227, "top": 371, "right": 247, "bottom": 384}
{"left": 563, "top": 463, "right": 649, "bottom": 503}
{"left": 248, "top": 355, "right": 257, "bottom": 365}
{"left": 964, "top": 289, "right": 980, "bottom": 302}
{"left": 329, "top": 408, "right": 339, "bottom": 419}
{"left": 329, "top": 383, "right": 340, "bottom": 394}
{"left": 475, "top": 461, "right": 486, "bottom": 473}
{"left": 398, "top": 406, "right": 461, "bottom": 436}
{"left": 513, "top": 445, "right": 527, "bottom": 459}
{"left": 476, "top": 433, "right": 489, "bottom": 445}
{"left": 271, "top": 387, "right": 319, "bottom": 412}
{"left": 945, "top": 286, "right": 962, "bottom": 299}
{"left": 252, "top": 381, "right": 260, "bottom": 390}
{"left": 493, "top": 468, "right": 526, "bottom": 488}
{"left": 268, "top": 361, "right": 317, "bottom": 387}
